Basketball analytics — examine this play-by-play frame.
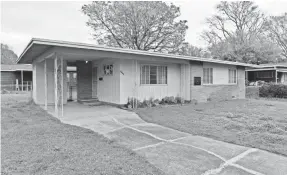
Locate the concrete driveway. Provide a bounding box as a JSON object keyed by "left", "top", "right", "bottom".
{"left": 49, "top": 103, "right": 287, "bottom": 175}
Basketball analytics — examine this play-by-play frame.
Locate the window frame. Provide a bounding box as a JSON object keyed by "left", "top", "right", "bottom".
{"left": 284, "top": 73, "right": 287, "bottom": 82}
{"left": 228, "top": 68, "right": 237, "bottom": 84}
{"left": 140, "top": 64, "right": 168, "bottom": 85}
{"left": 203, "top": 68, "right": 213, "bottom": 85}
{"left": 256, "top": 71, "right": 273, "bottom": 78}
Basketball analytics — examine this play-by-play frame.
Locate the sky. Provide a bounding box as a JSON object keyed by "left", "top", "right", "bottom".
{"left": 1, "top": 0, "right": 287, "bottom": 56}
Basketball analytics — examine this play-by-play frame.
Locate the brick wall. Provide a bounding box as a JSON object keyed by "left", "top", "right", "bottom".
{"left": 190, "top": 61, "right": 245, "bottom": 102}
{"left": 76, "top": 61, "right": 92, "bottom": 99}
{"left": 246, "top": 86, "right": 259, "bottom": 98}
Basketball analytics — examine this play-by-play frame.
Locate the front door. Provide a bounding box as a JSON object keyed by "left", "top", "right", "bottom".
{"left": 92, "top": 67, "right": 98, "bottom": 98}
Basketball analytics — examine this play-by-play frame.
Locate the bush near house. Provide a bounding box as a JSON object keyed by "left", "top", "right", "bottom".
{"left": 126, "top": 96, "right": 188, "bottom": 109}
{"left": 259, "top": 83, "right": 287, "bottom": 98}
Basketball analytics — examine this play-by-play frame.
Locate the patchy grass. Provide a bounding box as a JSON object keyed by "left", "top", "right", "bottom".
{"left": 136, "top": 99, "right": 287, "bottom": 156}
{"left": 1, "top": 94, "right": 165, "bottom": 175}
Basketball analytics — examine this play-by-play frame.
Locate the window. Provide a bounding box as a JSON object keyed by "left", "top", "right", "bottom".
{"left": 103, "top": 64, "right": 113, "bottom": 75}
{"left": 256, "top": 71, "right": 273, "bottom": 78}
{"left": 228, "top": 69, "right": 237, "bottom": 84}
{"left": 140, "top": 65, "right": 167, "bottom": 85}
{"left": 203, "top": 68, "right": 213, "bottom": 84}
{"left": 284, "top": 73, "right": 287, "bottom": 82}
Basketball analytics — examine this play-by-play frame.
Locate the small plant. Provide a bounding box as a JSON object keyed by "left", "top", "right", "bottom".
{"left": 126, "top": 97, "right": 141, "bottom": 108}
{"left": 152, "top": 99, "right": 160, "bottom": 107}
{"left": 175, "top": 96, "right": 185, "bottom": 104}
{"left": 142, "top": 99, "right": 152, "bottom": 108}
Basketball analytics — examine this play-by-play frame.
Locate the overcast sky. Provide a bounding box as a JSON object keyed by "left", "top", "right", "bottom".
{"left": 1, "top": 0, "right": 287, "bottom": 56}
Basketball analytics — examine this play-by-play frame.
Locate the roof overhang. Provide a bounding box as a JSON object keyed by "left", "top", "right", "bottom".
{"left": 17, "top": 38, "right": 261, "bottom": 68}
{"left": 246, "top": 68, "right": 277, "bottom": 72}
{"left": 1, "top": 64, "right": 32, "bottom": 72}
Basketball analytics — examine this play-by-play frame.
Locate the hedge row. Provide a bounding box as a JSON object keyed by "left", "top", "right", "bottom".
{"left": 259, "top": 83, "right": 287, "bottom": 98}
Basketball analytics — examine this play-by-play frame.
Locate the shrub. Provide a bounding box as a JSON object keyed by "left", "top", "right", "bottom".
{"left": 161, "top": 96, "right": 177, "bottom": 104}
{"left": 175, "top": 96, "right": 185, "bottom": 104}
{"left": 142, "top": 99, "right": 152, "bottom": 108}
{"left": 152, "top": 99, "right": 160, "bottom": 107}
{"left": 126, "top": 97, "right": 141, "bottom": 108}
{"left": 259, "top": 83, "right": 287, "bottom": 98}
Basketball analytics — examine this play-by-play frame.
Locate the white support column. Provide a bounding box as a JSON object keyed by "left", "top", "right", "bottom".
{"left": 21, "top": 70, "right": 24, "bottom": 91}
{"left": 44, "top": 59, "right": 47, "bottom": 110}
{"left": 135, "top": 60, "right": 138, "bottom": 109}
{"left": 275, "top": 70, "right": 278, "bottom": 84}
{"left": 61, "top": 56, "right": 64, "bottom": 118}
{"left": 54, "top": 55, "right": 58, "bottom": 117}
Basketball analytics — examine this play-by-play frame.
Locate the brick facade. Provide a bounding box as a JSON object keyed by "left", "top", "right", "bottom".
{"left": 190, "top": 61, "right": 245, "bottom": 102}
{"left": 76, "top": 61, "right": 92, "bottom": 99}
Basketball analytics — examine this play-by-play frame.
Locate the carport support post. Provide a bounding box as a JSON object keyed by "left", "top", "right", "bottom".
{"left": 21, "top": 70, "right": 23, "bottom": 91}
{"left": 61, "top": 56, "right": 64, "bottom": 118}
{"left": 44, "top": 59, "right": 47, "bottom": 110}
{"left": 54, "top": 56, "right": 58, "bottom": 117}
{"left": 275, "top": 70, "right": 278, "bottom": 84}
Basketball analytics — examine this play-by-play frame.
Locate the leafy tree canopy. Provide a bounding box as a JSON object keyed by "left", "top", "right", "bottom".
{"left": 82, "top": 1, "right": 188, "bottom": 53}
{"left": 201, "top": 1, "right": 283, "bottom": 64}
{"left": 1, "top": 43, "right": 18, "bottom": 64}
{"left": 264, "top": 13, "right": 287, "bottom": 60}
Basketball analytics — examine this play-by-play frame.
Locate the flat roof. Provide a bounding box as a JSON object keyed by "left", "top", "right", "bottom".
{"left": 252, "top": 63, "right": 287, "bottom": 69}
{"left": 246, "top": 68, "right": 287, "bottom": 72}
{"left": 1, "top": 64, "right": 32, "bottom": 71}
{"left": 17, "top": 38, "right": 260, "bottom": 68}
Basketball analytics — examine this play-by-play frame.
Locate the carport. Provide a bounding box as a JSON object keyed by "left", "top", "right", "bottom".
{"left": 17, "top": 38, "right": 118, "bottom": 117}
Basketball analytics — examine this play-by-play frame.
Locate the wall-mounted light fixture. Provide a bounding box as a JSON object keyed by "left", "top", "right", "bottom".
{"left": 85, "top": 61, "right": 88, "bottom": 64}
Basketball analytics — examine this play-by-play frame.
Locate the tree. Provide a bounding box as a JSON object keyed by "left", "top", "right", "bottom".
{"left": 264, "top": 13, "right": 287, "bottom": 60}
{"left": 201, "top": 1, "right": 281, "bottom": 63}
{"left": 1, "top": 43, "right": 18, "bottom": 64}
{"left": 82, "top": 1, "right": 188, "bottom": 53}
{"left": 176, "top": 42, "right": 211, "bottom": 58}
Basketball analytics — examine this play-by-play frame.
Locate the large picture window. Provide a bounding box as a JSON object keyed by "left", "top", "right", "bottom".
{"left": 203, "top": 68, "right": 213, "bottom": 84}
{"left": 141, "top": 65, "right": 167, "bottom": 85}
{"left": 228, "top": 69, "right": 237, "bottom": 84}
{"left": 256, "top": 71, "right": 273, "bottom": 78}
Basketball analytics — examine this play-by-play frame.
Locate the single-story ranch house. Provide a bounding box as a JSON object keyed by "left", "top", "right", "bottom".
{"left": 1, "top": 64, "right": 33, "bottom": 91}
{"left": 246, "top": 63, "right": 287, "bottom": 85}
{"left": 17, "top": 38, "right": 259, "bottom": 117}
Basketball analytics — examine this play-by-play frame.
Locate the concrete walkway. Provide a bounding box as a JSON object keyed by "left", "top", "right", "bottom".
{"left": 47, "top": 102, "right": 287, "bottom": 175}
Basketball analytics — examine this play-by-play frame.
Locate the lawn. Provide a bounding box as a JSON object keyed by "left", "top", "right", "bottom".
{"left": 136, "top": 99, "right": 287, "bottom": 157}
{"left": 1, "top": 94, "right": 165, "bottom": 175}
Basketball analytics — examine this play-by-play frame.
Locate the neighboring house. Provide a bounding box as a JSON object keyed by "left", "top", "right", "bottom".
{"left": 17, "top": 38, "right": 259, "bottom": 116}
{"left": 0, "top": 64, "right": 33, "bottom": 91}
{"left": 246, "top": 63, "right": 287, "bottom": 85}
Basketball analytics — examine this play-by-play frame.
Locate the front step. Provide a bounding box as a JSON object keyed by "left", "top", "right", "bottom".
{"left": 78, "top": 98, "right": 103, "bottom": 106}
{"left": 78, "top": 98, "right": 99, "bottom": 103}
